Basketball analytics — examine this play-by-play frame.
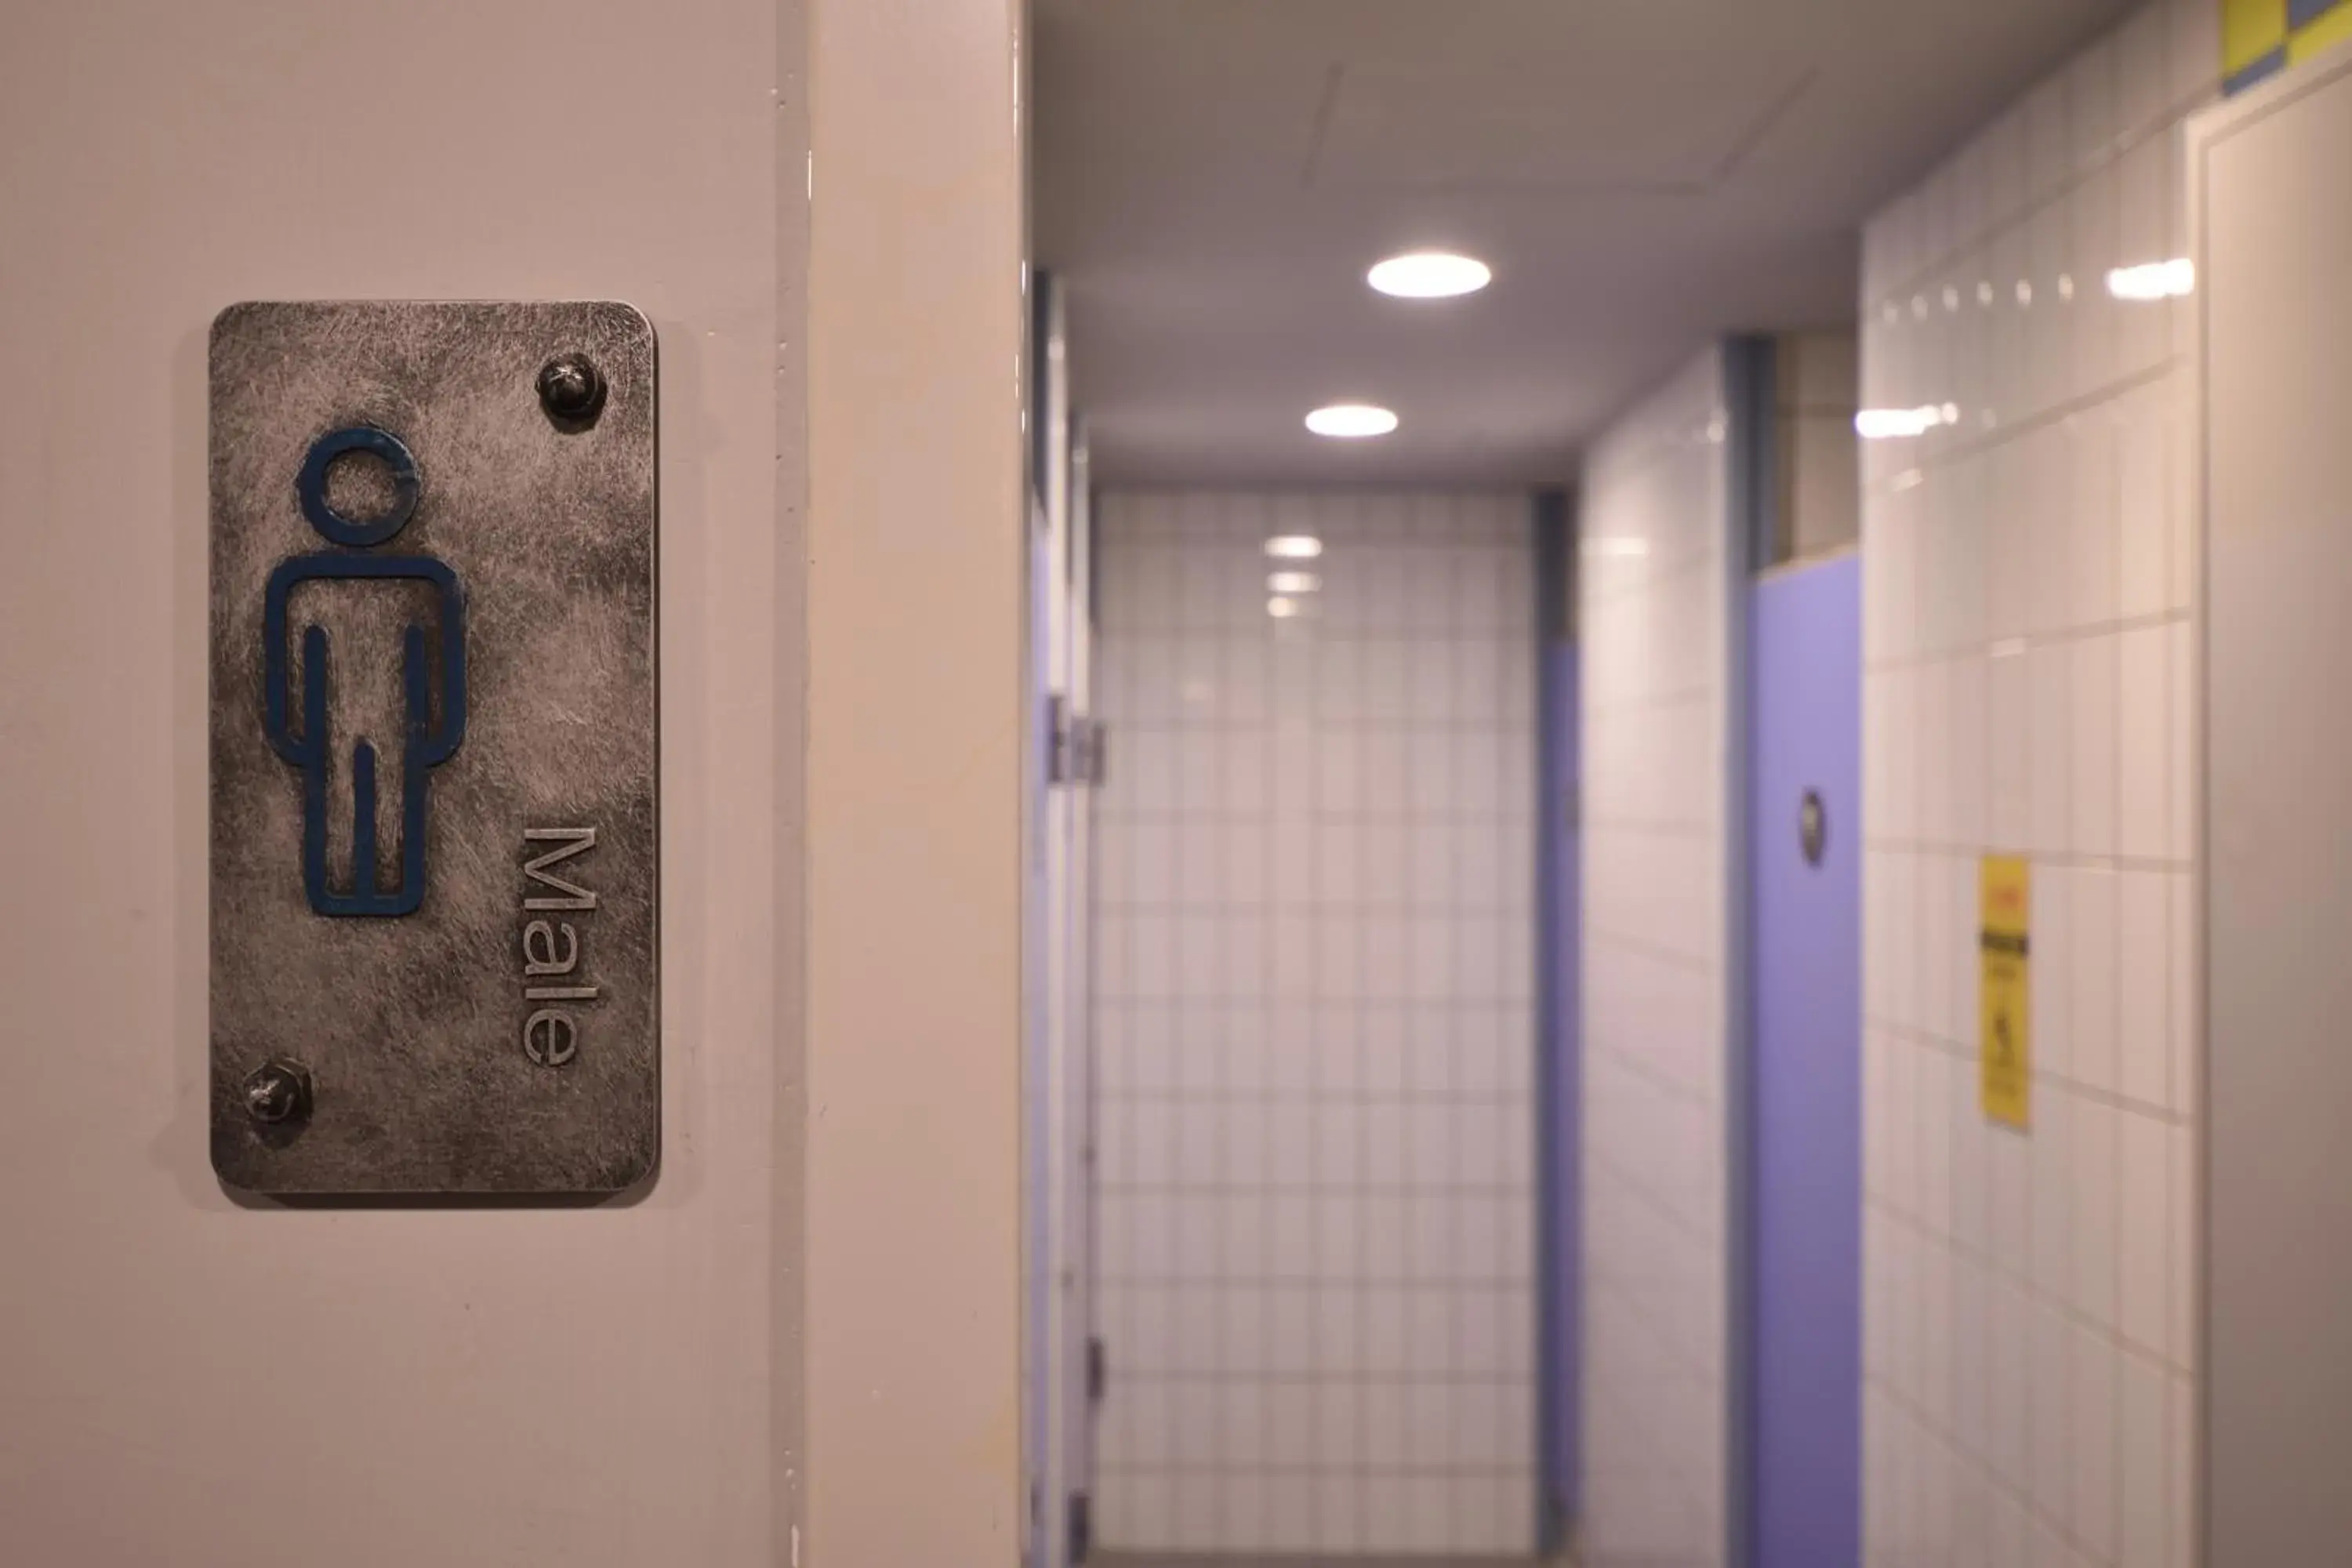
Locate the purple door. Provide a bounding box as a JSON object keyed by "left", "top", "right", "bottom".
{"left": 1748, "top": 555, "right": 1861, "bottom": 1568}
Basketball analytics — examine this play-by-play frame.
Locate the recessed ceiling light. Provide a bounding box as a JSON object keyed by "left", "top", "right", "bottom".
{"left": 1265, "top": 535, "right": 1323, "bottom": 560}
{"left": 1269, "top": 572, "right": 1322, "bottom": 594}
{"left": 1306, "top": 404, "right": 1399, "bottom": 439}
{"left": 1367, "top": 251, "right": 1493, "bottom": 299}
{"left": 1267, "top": 596, "right": 1303, "bottom": 619}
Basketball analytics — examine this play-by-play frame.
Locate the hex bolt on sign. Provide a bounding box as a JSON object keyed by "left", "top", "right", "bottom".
{"left": 243, "top": 1058, "right": 314, "bottom": 1127}
{"left": 535, "top": 353, "right": 606, "bottom": 426}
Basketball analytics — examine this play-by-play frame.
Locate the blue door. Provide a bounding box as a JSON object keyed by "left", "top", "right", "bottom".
{"left": 1748, "top": 554, "right": 1862, "bottom": 1568}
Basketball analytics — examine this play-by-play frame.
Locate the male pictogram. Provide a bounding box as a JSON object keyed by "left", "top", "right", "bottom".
{"left": 263, "top": 426, "right": 467, "bottom": 916}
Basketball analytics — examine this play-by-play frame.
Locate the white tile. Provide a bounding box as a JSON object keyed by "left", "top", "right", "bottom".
{"left": 2069, "top": 28, "right": 2120, "bottom": 170}
{"left": 2071, "top": 1098, "right": 2121, "bottom": 1329}
{"left": 1268, "top": 1461, "right": 1316, "bottom": 1547}
{"left": 1987, "top": 1486, "right": 2031, "bottom": 1568}
{"left": 2072, "top": 866, "right": 2120, "bottom": 1095}
{"left": 2168, "top": 1373, "right": 2196, "bottom": 1568}
{"left": 2028, "top": 201, "right": 2075, "bottom": 418}
{"left": 1922, "top": 1044, "right": 1955, "bottom": 1238}
{"left": 2026, "top": 425, "right": 2073, "bottom": 637}
{"left": 2070, "top": 166, "right": 2123, "bottom": 401}
{"left": 2118, "top": 869, "right": 2170, "bottom": 1110}
{"left": 2031, "top": 644, "right": 2074, "bottom": 857}
{"left": 1953, "top": 1058, "right": 1991, "bottom": 1255}
{"left": 2119, "top": 1349, "right": 2169, "bottom": 1566}
{"left": 1917, "top": 853, "right": 1954, "bottom": 1050}
{"left": 2165, "top": 619, "right": 2193, "bottom": 857}
{"left": 1315, "top": 1469, "right": 1363, "bottom": 1552}
{"left": 2026, "top": 71, "right": 2073, "bottom": 205}
{"left": 2168, "top": 872, "right": 2196, "bottom": 1116}
{"left": 2030, "top": 1298, "right": 2074, "bottom": 1521}
{"left": 1989, "top": 647, "right": 2032, "bottom": 849}
{"left": 1987, "top": 441, "right": 2032, "bottom": 644}
{"left": 2165, "top": 370, "right": 2196, "bottom": 610}
{"left": 1953, "top": 653, "right": 1989, "bottom": 848}
{"left": 2071, "top": 635, "right": 2119, "bottom": 859}
{"left": 2071, "top": 1327, "right": 2120, "bottom": 1561}
{"left": 2118, "top": 623, "right": 2169, "bottom": 860}
{"left": 2118, "top": 3, "right": 2170, "bottom": 138}
{"left": 1223, "top": 1473, "right": 1269, "bottom": 1552}
{"left": 2168, "top": 1121, "right": 2197, "bottom": 1368}
{"left": 2034, "top": 863, "right": 2076, "bottom": 1083}
{"left": 1953, "top": 1251, "right": 1992, "bottom": 1459}
{"left": 2118, "top": 1107, "right": 2170, "bottom": 1358}
{"left": 2071, "top": 410, "right": 2122, "bottom": 627}
{"left": 1987, "top": 1277, "right": 2033, "bottom": 1490}
{"left": 1990, "top": 227, "right": 2031, "bottom": 434}
{"left": 1982, "top": 111, "right": 2028, "bottom": 231}
{"left": 2033, "top": 1090, "right": 2075, "bottom": 1305}
{"left": 2116, "top": 136, "right": 2176, "bottom": 380}
{"left": 1886, "top": 1035, "right": 1921, "bottom": 1222}
{"left": 1991, "top": 1119, "right": 2035, "bottom": 1282}
{"left": 2116, "top": 382, "right": 2171, "bottom": 619}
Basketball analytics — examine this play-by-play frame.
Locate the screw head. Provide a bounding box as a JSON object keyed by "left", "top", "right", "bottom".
{"left": 535, "top": 353, "right": 607, "bottom": 425}
{"left": 242, "top": 1058, "right": 314, "bottom": 1127}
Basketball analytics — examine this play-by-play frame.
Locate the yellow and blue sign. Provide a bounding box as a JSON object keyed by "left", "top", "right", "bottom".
{"left": 1980, "top": 856, "right": 2032, "bottom": 1129}
{"left": 2226, "top": 0, "right": 2352, "bottom": 93}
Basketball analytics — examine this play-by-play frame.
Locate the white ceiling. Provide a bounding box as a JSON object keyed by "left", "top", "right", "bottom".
{"left": 1036, "top": 0, "right": 2136, "bottom": 485}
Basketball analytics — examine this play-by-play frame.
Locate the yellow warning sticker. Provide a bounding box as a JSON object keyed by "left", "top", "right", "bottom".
{"left": 1980, "top": 855, "right": 2031, "bottom": 1128}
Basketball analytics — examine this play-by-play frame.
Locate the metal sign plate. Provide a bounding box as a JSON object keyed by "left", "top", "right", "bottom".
{"left": 209, "top": 301, "right": 658, "bottom": 1196}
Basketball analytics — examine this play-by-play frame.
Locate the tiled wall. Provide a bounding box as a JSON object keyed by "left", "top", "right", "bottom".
{"left": 1090, "top": 490, "right": 1541, "bottom": 1557}
{"left": 1577, "top": 347, "right": 1737, "bottom": 1568}
{"left": 1857, "top": 2, "right": 2216, "bottom": 1563}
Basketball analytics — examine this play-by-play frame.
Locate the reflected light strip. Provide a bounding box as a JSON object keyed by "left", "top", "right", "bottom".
{"left": 1856, "top": 405, "right": 1954, "bottom": 440}
{"left": 2107, "top": 259, "right": 2195, "bottom": 301}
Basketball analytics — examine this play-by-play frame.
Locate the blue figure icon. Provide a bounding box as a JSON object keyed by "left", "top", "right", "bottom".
{"left": 263, "top": 426, "right": 466, "bottom": 917}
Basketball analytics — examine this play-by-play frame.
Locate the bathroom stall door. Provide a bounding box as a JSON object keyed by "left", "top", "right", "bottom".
{"left": 1747, "top": 553, "right": 1863, "bottom": 1568}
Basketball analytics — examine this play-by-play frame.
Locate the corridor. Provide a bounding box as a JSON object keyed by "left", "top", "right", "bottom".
{"left": 1022, "top": 1, "right": 2338, "bottom": 1565}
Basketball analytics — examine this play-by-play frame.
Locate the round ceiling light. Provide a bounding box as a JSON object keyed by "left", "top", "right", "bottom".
{"left": 1305, "top": 403, "right": 1399, "bottom": 439}
{"left": 1367, "top": 251, "right": 1493, "bottom": 299}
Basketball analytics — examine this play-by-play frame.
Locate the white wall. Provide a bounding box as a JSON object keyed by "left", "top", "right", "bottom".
{"left": 1577, "top": 348, "right": 1739, "bottom": 1568}
{"left": 0, "top": 2, "right": 1030, "bottom": 1565}
{"left": 1090, "top": 490, "right": 1541, "bottom": 1557}
{"left": 804, "top": 2, "right": 1028, "bottom": 1563}
{"left": 0, "top": 2, "right": 798, "bottom": 1562}
{"left": 1857, "top": 2, "right": 2216, "bottom": 1563}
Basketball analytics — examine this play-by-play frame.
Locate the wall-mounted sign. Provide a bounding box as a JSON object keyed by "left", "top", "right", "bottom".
{"left": 1979, "top": 855, "right": 2031, "bottom": 1129}
{"left": 209, "top": 302, "right": 659, "bottom": 1196}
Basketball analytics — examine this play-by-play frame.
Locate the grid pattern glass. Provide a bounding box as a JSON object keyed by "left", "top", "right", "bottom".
{"left": 1090, "top": 490, "right": 1541, "bottom": 1557}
